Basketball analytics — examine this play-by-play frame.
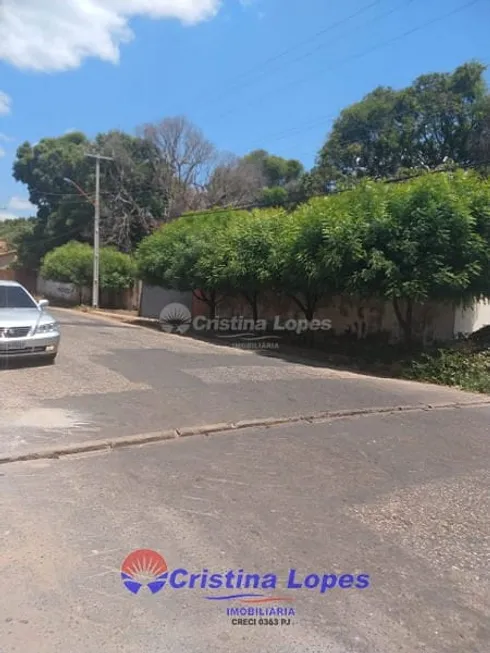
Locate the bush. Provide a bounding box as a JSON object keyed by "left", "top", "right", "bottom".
{"left": 99, "top": 247, "right": 136, "bottom": 290}
{"left": 41, "top": 241, "right": 93, "bottom": 303}
{"left": 135, "top": 170, "right": 490, "bottom": 342}
{"left": 41, "top": 242, "right": 135, "bottom": 303}
{"left": 136, "top": 209, "right": 247, "bottom": 317}
{"left": 403, "top": 348, "right": 490, "bottom": 393}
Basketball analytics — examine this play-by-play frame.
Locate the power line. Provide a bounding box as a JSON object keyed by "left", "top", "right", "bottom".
{"left": 192, "top": 0, "right": 385, "bottom": 111}
{"left": 203, "top": 0, "right": 416, "bottom": 120}
{"left": 214, "top": 0, "right": 481, "bottom": 122}
{"left": 10, "top": 161, "right": 490, "bottom": 253}
{"left": 138, "top": 160, "right": 490, "bottom": 220}
{"left": 255, "top": 115, "right": 336, "bottom": 144}
{"left": 21, "top": 131, "right": 489, "bottom": 210}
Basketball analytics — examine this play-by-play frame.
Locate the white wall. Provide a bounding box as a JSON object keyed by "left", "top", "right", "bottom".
{"left": 37, "top": 277, "right": 90, "bottom": 304}
{"left": 454, "top": 299, "right": 490, "bottom": 338}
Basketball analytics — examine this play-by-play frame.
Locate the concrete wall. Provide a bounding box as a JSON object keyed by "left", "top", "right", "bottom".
{"left": 454, "top": 299, "right": 490, "bottom": 338}
{"left": 209, "top": 292, "right": 457, "bottom": 344}
{"left": 37, "top": 278, "right": 90, "bottom": 304}
{"left": 139, "top": 284, "right": 193, "bottom": 319}
{"left": 37, "top": 277, "right": 140, "bottom": 309}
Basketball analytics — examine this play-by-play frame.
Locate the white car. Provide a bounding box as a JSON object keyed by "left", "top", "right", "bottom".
{"left": 0, "top": 280, "right": 60, "bottom": 364}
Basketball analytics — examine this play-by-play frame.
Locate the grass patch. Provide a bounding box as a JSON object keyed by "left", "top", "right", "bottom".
{"left": 401, "top": 347, "right": 490, "bottom": 393}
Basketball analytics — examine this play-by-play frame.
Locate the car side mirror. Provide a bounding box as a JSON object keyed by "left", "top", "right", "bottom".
{"left": 38, "top": 299, "right": 49, "bottom": 309}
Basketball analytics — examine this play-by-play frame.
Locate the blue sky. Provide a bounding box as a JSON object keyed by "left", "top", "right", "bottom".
{"left": 0, "top": 0, "right": 488, "bottom": 220}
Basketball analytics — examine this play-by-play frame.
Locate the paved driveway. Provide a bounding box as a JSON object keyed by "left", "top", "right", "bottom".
{"left": 0, "top": 309, "right": 488, "bottom": 652}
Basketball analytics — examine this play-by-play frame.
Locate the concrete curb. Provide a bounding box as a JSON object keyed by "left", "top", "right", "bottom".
{"left": 1, "top": 399, "right": 489, "bottom": 466}
{"left": 52, "top": 306, "right": 156, "bottom": 328}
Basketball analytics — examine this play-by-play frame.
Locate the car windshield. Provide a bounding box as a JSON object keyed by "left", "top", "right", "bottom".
{"left": 0, "top": 286, "right": 37, "bottom": 309}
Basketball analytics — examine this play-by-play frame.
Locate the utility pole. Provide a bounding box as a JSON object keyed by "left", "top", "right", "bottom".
{"left": 85, "top": 152, "right": 113, "bottom": 308}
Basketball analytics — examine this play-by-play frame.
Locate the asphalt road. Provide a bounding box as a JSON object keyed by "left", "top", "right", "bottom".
{"left": 0, "top": 309, "right": 489, "bottom": 652}
{"left": 0, "top": 308, "right": 487, "bottom": 457}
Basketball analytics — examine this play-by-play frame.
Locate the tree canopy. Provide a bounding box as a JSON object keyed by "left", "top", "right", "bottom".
{"left": 12, "top": 131, "right": 168, "bottom": 268}
{"left": 41, "top": 241, "right": 135, "bottom": 303}
{"left": 9, "top": 58, "right": 490, "bottom": 333}
{"left": 136, "top": 171, "right": 490, "bottom": 342}
{"left": 317, "top": 62, "right": 490, "bottom": 182}
{"left": 11, "top": 119, "right": 310, "bottom": 268}
{"left": 243, "top": 150, "right": 304, "bottom": 187}
{"left": 243, "top": 149, "right": 306, "bottom": 208}
{"left": 0, "top": 216, "right": 36, "bottom": 251}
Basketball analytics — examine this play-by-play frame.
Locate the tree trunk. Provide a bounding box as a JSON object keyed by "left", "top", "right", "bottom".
{"left": 393, "top": 298, "right": 413, "bottom": 345}
{"left": 192, "top": 290, "right": 218, "bottom": 320}
{"left": 208, "top": 290, "right": 217, "bottom": 321}
{"left": 242, "top": 291, "right": 259, "bottom": 322}
{"left": 304, "top": 292, "right": 317, "bottom": 321}
{"left": 289, "top": 292, "right": 318, "bottom": 320}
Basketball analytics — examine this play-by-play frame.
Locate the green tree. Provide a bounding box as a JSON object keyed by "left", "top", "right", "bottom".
{"left": 41, "top": 241, "right": 93, "bottom": 304}
{"left": 41, "top": 241, "right": 135, "bottom": 304}
{"left": 357, "top": 172, "right": 490, "bottom": 343}
{"left": 137, "top": 210, "right": 243, "bottom": 319}
{"left": 259, "top": 186, "right": 289, "bottom": 208}
{"left": 317, "top": 61, "right": 489, "bottom": 182}
{"left": 12, "top": 131, "right": 167, "bottom": 269}
{"left": 99, "top": 247, "right": 136, "bottom": 291}
{"left": 244, "top": 150, "right": 304, "bottom": 186}
{"left": 0, "top": 216, "right": 36, "bottom": 251}
{"left": 219, "top": 209, "right": 287, "bottom": 320}
{"left": 276, "top": 196, "right": 367, "bottom": 320}
{"left": 469, "top": 95, "right": 490, "bottom": 170}
{"left": 94, "top": 131, "right": 169, "bottom": 250}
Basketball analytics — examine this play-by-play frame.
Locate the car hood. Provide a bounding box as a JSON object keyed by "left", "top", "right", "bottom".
{"left": 0, "top": 308, "right": 55, "bottom": 327}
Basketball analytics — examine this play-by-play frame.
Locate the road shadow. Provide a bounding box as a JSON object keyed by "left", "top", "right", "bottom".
{"left": 89, "top": 316, "right": 412, "bottom": 379}
{"left": 172, "top": 328, "right": 412, "bottom": 380}
{"left": 0, "top": 357, "right": 54, "bottom": 372}
{"left": 252, "top": 346, "right": 405, "bottom": 379}
{"left": 86, "top": 312, "right": 490, "bottom": 385}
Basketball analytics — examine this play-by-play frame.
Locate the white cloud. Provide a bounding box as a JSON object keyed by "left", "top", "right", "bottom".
{"left": 0, "top": 197, "right": 36, "bottom": 222}
{"left": 0, "top": 146, "right": 5, "bottom": 158}
{"left": 0, "top": 0, "right": 221, "bottom": 72}
{"left": 0, "top": 91, "right": 12, "bottom": 115}
{"left": 0, "top": 133, "right": 13, "bottom": 142}
{"left": 7, "top": 196, "right": 36, "bottom": 213}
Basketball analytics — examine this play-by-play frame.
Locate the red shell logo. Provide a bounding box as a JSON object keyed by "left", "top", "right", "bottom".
{"left": 121, "top": 549, "right": 168, "bottom": 595}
